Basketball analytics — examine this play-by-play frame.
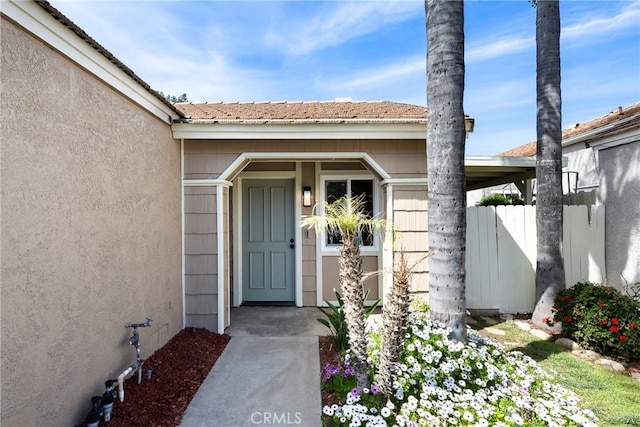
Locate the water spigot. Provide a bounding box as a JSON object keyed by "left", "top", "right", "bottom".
{"left": 126, "top": 317, "right": 153, "bottom": 329}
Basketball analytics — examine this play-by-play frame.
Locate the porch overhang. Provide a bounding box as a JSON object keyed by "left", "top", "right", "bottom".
{"left": 464, "top": 156, "right": 567, "bottom": 191}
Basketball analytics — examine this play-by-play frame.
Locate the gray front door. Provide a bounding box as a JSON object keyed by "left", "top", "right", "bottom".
{"left": 242, "top": 179, "right": 295, "bottom": 302}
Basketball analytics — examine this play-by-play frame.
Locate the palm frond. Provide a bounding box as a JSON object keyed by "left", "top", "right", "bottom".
{"left": 301, "top": 195, "right": 398, "bottom": 244}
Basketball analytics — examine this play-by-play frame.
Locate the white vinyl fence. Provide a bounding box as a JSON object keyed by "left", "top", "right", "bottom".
{"left": 465, "top": 205, "right": 605, "bottom": 313}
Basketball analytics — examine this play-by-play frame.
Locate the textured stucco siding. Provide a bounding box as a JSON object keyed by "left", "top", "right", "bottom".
{"left": 393, "top": 186, "right": 430, "bottom": 296}
{"left": 1, "top": 18, "right": 182, "bottom": 427}
{"left": 598, "top": 141, "right": 640, "bottom": 288}
{"left": 184, "top": 186, "right": 218, "bottom": 331}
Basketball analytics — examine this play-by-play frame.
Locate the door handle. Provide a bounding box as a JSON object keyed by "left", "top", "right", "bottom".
{"left": 290, "top": 244, "right": 295, "bottom": 249}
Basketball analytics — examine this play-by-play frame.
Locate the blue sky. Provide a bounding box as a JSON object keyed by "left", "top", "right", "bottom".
{"left": 52, "top": 0, "right": 639, "bottom": 155}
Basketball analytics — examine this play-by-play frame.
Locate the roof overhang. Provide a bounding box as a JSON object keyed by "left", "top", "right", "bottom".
{"left": 586, "top": 125, "right": 640, "bottom": 151}
{"left": 563, "top": 115, "right": 640, "bottom": 149}
{"left": 171, "top": 122, "right": 427, "bottom": 140}
{"left": 465, "top": 156, "right": 566, "bottom": 191}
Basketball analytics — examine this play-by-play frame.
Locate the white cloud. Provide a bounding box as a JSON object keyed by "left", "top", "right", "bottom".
{"left": 264, "top": 1, "right": 422, "bottom": 55}
{"left": 466, "top": 37, "right": 534, "bottom": 63}
{"left": 328, "top": 56, "right": 425, "bottom": 91}
{"left": 465, "top": 1, "right": 638, "bottom": 64}
{"left": 562, "top": 2, "right": 640, "bottom": 41}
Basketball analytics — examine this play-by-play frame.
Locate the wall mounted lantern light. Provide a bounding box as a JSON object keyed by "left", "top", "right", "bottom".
{"left": 464, "top": 116, "right": 475, "bottom": 139}
{"left": 303, "top": 186, "right": 312, "bottom": 207}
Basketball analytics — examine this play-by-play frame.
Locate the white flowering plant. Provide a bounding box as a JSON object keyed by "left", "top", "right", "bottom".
{"left": 321, "top": 312, "right": 598, "bottom": 427}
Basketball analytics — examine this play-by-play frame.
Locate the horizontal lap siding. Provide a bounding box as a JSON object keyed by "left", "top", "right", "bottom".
{"left": 302, "top": 162, "right": 317, "bottom": 306}
{"left": 183, "top": 139, "right": 426, "bottom": 179}
{"left": 393, "top": 186, "right": 429, "bottom": 296}
{"left": 184, "top": 186, "right": 218, "bottom": 331}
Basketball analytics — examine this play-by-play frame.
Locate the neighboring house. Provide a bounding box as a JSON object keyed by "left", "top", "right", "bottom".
{"left": 1, "top": 1, "right": 538, "bottom": 425}
{"left": 500, "top": 103, "right": 640, "bottom": 290}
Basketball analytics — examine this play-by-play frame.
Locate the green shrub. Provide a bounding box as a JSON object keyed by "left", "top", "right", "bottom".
{"left": 409, "top": 297, "right": 430, "bottom": 312}
{"left": 317, "top": 289, "right": 380, "bottom": 354}
{"left": 476, "top": 193, "right": 525, "bottom": 206}
{"left": 547, "top": 282, "right": 640, "bottom": 362}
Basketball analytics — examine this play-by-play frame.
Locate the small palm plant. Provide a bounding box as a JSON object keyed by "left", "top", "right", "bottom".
{"left": 302, "top": 195, "right": 394, "bottom": 389}
{"left": 317, "top": 289, "right": 380, "bottom": 354}
{"left": 377, "top": 251, "right": 433, "bottom": 400}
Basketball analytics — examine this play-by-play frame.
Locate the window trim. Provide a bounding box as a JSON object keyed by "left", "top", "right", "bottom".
{"left": 319, "top": 172, "right": 381, "bottom": 253}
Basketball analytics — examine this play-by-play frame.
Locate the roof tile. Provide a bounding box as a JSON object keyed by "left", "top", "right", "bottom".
{"left": 174, "top": 100, "right": 428, "bottom": 123}
{"left": 500, "top": 102, "right": 640, "bottom": 156}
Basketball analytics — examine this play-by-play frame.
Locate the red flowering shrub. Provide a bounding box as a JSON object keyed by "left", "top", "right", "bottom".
{"left": 549, "top": 282, "right": 640, "bottom": 362}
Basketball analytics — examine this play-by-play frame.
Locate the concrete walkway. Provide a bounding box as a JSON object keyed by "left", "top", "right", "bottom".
{"left": 180, "top": 307, "right": 325, "bottom": 427}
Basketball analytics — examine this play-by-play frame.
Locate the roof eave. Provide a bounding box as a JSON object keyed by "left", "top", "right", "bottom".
{"left": 171, "top": 121, "right": 428, "bottom": 140}
{"left": 563, "top": 116, "right": 640, "bottom": 148}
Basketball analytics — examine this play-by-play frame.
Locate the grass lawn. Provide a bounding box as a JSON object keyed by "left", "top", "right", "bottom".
{"left": 476, "top": 319, "right": 640, "bottom": 427}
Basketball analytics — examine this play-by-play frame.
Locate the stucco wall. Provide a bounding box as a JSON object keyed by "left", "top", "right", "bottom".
{"left": 598, "top": 141, "right": 640, "bottom": 288}
{"left": 1, "top": 19, "right": 182, "bottom": 426}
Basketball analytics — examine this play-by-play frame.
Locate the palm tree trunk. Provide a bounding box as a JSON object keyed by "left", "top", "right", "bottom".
{"left": 532, "top": 0, "right": 565, "bottom": 328}
{"left": 339, "top": 232, "right": 370, "bottom": 389}
{"left": 425, "top": 0, "right": 467, "bottom": 342}
{"left": 378, "top": 252, "right": 412, "bottom": 399}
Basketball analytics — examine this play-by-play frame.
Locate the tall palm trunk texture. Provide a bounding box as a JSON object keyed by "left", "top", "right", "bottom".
{"left": 378, "top": 252, "right": 412, "bottom": 399}
{"left": 338, "top": 231, "right": 371, "bottom": 389}
{"left": 425, "top": 0, "right": 467, "bottom": 342}
{"left": 532, "top": 0, "right": 565, "bottom": 328}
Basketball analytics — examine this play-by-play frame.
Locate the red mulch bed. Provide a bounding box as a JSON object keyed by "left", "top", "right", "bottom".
{"left": 84, "top": 330, "right": 335, "bottom": 426}
{"left": 318, "top": 336, "right": 343, "bottom": 408}
{"left": 99, "top": 328, "right": 230, "bottom": 427}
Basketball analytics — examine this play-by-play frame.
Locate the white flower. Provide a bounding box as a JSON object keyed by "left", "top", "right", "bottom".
{"left": 511, "top": 413, "right": 524, "bottom": 425}
{"left": 328, "top": 308, "right": 600, "bottom": 427}
{"left": 322, "top": 406, "right": 334, "bottom": 416}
